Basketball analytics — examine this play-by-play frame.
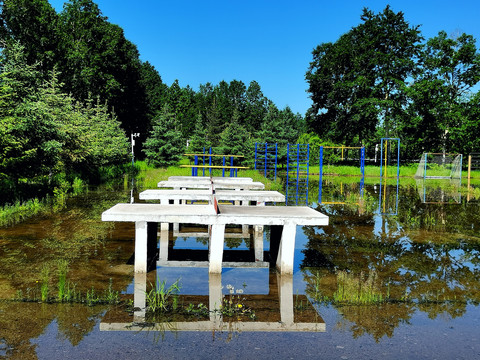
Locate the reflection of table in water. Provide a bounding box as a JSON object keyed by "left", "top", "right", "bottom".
{"left": 100, "top": 271, "right": 325, "bottom": 332}
{"left": 157, "top": 220, "right": 267, "bottom": 268}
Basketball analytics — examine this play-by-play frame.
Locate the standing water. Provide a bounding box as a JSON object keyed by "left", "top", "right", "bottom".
{"left": 1, "top": 176, "right": 480, "bottom": 359}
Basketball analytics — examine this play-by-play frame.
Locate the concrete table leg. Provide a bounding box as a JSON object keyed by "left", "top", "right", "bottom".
{"left": 276, "top": 223, "right": 296, "bottom": 274}
{"left": 209, "top": 273, "right": 223, "bottom": 321}
{"left": 173, "top": 187, "right": 182, "bottom": 231}
{"left": 278, "top": 273, "right": 294, "bottom": 325}
{"left": 209, "top": 224, "right": 225, "bottom": 273}
{"left": 254, "top": 227, "right": 264, "bottom": 262}
{"left": 159, "top": 227, "right": 169, "bottom": 262}
{"left": 133, "top": 272, "right": 147, "bottom": 321}
{"left": 160, "top": 199, "right": 169, "bottom": 231}
{"left": 135, "top": 221, "right": 148, "bottom": 273}
{"left": 254, "top": 201, "right": 265, "bottom": 240}
{"left": 242, "top": 198, "right": 249, "bottom": 233}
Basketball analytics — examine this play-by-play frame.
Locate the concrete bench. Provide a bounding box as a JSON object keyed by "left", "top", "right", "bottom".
{"left": 167, "top": 176, "right": 253, "bottom": 183}
{"left": 101, "top": 203, "right": 328, "bottom": 274}
{"left": 139, "top": 189, "right": 285, "bottom": 205}
{"left": 157, "top": 180, "right": 265, "bottom": 191}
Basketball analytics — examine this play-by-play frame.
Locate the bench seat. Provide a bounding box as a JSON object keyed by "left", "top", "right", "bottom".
{"left": 157, "top": 180, "right": 265, "bottom": 190}
{"left": 139, "top": 189, "right": 285, "bottom": 204}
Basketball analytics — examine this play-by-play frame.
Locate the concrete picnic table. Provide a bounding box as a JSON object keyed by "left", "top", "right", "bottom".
{"left": 101, "top": 203, "right": 328, "bottom": 274}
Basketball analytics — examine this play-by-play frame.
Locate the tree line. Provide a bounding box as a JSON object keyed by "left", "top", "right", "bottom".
{"left": 0, "top": 0, "right": 304, "bottom": 203}
{"left": 2, "top": 1, "right": 479, "bottom": 205}
{"left": 305, "top": 6, "right": 480, "bottom": 160}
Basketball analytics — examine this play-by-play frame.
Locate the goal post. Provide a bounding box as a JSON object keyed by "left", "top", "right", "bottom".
{"left": 414, "top": 153, "right": 462, "bottom": 180}
{"left": 319, "top": 145, "right": 365, "bottom": 177}
{"left": 379, "top": 138, "right": 401, "bottom": 178}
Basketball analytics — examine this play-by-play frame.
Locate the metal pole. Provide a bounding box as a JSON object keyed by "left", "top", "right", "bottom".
{"left": 274, "top": 143, "right": 278, "bottom": 181}
{"left": 319, "top": 146, "right": 323, "bottom": 204}
{"left": 296, "top": 144, "right": 300, "bottom": 204}
{"left": 209, "top": 147, "right": 212, "bottom": 177}
{"left": 424, "top": 153, "right": 427, "bottom": 180}
{"left": 306, "top": 144, "right": 310, "bottom": 205}
{"left": 360, "top": 147, "right": 365, "bottom": 177}
{"left": 286, "top": 144, "right": 290, "bottom": 205}
{"left": 396, "top": 139, "right": 400, "bottom": 178}
{"left": 265, "top": 143, "right": 268, "bottom": 178}
{"left": 202, "top": 147, "right": 206, "bottom": 177}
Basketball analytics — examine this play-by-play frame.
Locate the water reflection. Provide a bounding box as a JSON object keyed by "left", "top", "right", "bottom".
{"left": 101, "top": 269, "right": 326, "bottom": 333}
{"left": 416, "top": 178, "right": 461, "bottom": 204}
{"left": 2, "top": 176, "right": 480, "bottom": 356}
{"left": 378, "top": 176, "right": 399, "bottom": 215}
{"left": 299, "top": 176, "right": 480, "bottom": 341}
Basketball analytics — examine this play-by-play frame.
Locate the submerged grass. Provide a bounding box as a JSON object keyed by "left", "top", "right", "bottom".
{"left": 0, "top": 177, "right": 88, "bottom": 227}
{"left": 15, "top": 261, "right": 120, "bottom": 306}
{"left": 145, "top": 278, "right": 181, "bottom": 313}
{"left": 333, "top": 270, "right": 384, "bottom": 305}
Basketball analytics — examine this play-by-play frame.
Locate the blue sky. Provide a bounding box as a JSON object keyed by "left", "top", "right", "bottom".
{"left": 50, "top": 0, "right": 480, "bottom": 116}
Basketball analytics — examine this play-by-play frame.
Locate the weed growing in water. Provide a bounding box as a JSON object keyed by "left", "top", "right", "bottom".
{"left": 85, "top": 279, "right": 120, "bottom": 306}
{"left": 333, "top": 270, "right": 384, "bottom": 305}
{"left": 185, "top": 303, "right": 209, "bottom": 317}
{"left": 145, "top": 278, "right": 181, "bottom": 313}
{"left": 57, "top": 260, "right": 69, "bottom": 301}
{"left": 220, "top": 285, "right": 255, "bottom": 319}
{"left": 40, "top": 265, "right": 50, "bottom": 302}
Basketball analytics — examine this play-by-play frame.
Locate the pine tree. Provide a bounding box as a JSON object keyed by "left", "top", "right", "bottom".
{"left": 216, "top": 109, "right": 252, "bottom": 166}
{"left": 143, "top": 105, "right": 185, "bottom": 167}
{"left": 188, "top": 113, "right": 210, "bottom": 154}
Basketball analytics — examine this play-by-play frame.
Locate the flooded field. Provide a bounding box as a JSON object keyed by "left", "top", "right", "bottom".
{"left": 1, "top": 176, "right": 480, "bottom": 359}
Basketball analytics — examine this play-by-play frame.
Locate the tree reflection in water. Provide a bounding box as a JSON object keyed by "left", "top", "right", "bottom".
{"left": 301, "top": 178, "right": 480, "bottom": 341}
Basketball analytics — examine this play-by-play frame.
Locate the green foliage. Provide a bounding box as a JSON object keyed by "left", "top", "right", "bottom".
{"left": 40, "top": 265, "right": 50, "bottom": 302}
{"left": 306, "top": 6, "right": 422, "bottom": 144}
{"left": 400, "top": 31, "right": 480, "bottom": 157}
{"left": 143, "top": 105, "right": 185, "bottom": 167}
{"left": 333, "top": 270, "right": 384, "bottom": 305}
{"left": 0, "top": 41, "right": 129, "bottom": 206}
{"left": 215, "top": 109, "right": 253, "bottom": 166}
{"left": 145, "top": 278, "right": 181, "bottom": 313}
{"left": 188, "top": 113, "right": 211, "bottom": 153}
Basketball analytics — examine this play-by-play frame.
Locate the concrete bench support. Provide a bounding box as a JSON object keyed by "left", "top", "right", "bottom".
{"left": 135, "top": 221, "right": 148, "bottom": 273}
{"left": 208, "top": 224, "right": 226, "bottom": 273}
{"left": 134, "top": 221, "right": 158, "bottom": 273}
{"left": 276, "top": 223, "right": 297, "bottom": 274}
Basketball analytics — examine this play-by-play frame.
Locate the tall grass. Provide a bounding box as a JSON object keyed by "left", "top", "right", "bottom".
{"left": 146, "top": 278, "right": 181, "bottom": 313}
{"left": 313, "top": 270, "right": 385, "bottom": 305}
{"left": 0, "top": 198, "right": 46, "bottom": 227}
{"left": 0, "top": 176, "right": 90, "bottom": 227}
{"left": 333, "top": 270, "right": 384, "bottom": 305}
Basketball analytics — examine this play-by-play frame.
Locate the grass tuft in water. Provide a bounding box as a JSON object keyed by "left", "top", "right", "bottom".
{"left": 333, "top": 270, "right": 384, "bottom": 305}
{"left": 145, "top": 278, "right": 181, "bottom": 313}
{"left": 312, "top": 270, "right": 385, "bottom": 305}
{"left": 40, "top": 265, "right": 50, "bottom": 302}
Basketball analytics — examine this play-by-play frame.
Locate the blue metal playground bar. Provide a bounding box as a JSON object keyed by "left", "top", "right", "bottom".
{"left": 286, "top": 143, "right": 309, "bottom": 206}
{"left": 254, "top": 142, "right": 278, "bottom": 180}
{"left": 187, "top": 147, "right": 242, "bottom": 177}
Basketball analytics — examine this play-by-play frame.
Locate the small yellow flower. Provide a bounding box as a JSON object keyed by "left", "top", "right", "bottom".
{"left": 237, "top": 304, "right": 242, "bottom": 308}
